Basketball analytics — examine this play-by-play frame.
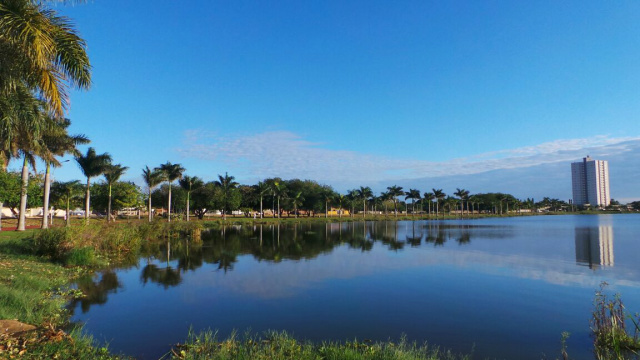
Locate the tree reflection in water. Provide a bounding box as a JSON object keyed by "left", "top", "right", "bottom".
{"left": 70, "top": 271, "right": 122, "bottom": 314}
{"left": 71, "top": 221, "right": 476, "bottom": 312}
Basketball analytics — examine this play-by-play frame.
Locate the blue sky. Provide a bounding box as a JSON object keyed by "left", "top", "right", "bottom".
{"left": 24, "top": 0, "right": 640, "bottom": 201}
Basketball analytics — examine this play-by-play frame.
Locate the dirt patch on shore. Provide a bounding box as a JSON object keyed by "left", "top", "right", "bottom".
{"left": 0, "top": 320, "right": 36, "bottom": 335}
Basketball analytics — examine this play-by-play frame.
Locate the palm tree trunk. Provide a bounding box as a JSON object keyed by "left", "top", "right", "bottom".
{"left": 148, "top": 189, "right": 153, "bottom": 222}
{"left": 325, "top": 200, "right": 328, "bottom": 218}
{"left": 42, "top": 162, "right": 51, "bottom": 229}
{"left": 84, "top": 177, "right": 91, "bottom": 223}
{"left": 186, "top": 191, "right": 190, "bottom": 222}
{"left": 66, "top": 195, "right": 71, "bottom": 227}
{"left": 260, "top": 196, "right": 263, "bottom": 219}
{"left": 107, "top": 184, "right": 112, "bottom": 223}
{"left": 277, "top": 197, "right": 280, "bottom": 218}
{"left": 17, "top": 157, "right": 29, "bottom": 231}
{"left": 167, "top": 185, "right": 172, "bottom": 222}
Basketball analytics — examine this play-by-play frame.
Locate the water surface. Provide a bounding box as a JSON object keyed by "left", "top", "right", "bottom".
{"left": 71, "top": 215, "right": 640, "bottom": 359}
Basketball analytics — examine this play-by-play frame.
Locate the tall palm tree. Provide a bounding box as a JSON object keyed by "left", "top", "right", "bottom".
{"left": 387, "top": 185, "right": 404, "bottom": 217}
{"left": 405, "top": 189, "right": 421, "bottom": 216}
{"left": 337, "top": 194, "right": 345, "bottom": 218}
{"left": 179, "top": 175, "right": 203, "bottom": 222}
{"left": 423, "top": 192, "right": 435, "bottom": 215}
{"left": 272, "top": 181, "right": 287, "bottom": 218}
{"left": 76, "top": 147, "right": 111, "bottom": 223}
{"left": 357, "top": 186, "right": 373, "bottom": 218}
{"left": 255, "top": 181, "right": 271, "bottom": 219}
{"left": 39, "top": 118, "right": 89, "bottom": 229}
{"left": 50, "top": 179, "right": 82, "bottom": 227}
{"left": 103, "top": 164, "right": 128, "bottom": 222}
{"left": 322, "top": 189, "right": 333, "bottom": 218}
{"left": 432, "top": 189, "right": 445, "bottom": 218}
{"left": 346, "top": 189, "right": 359, "bottom": 218}
{"left": 142, "top": 166, "right": 163, "bottom": 222}
{"left": 291, "top": 191, "right": 304, "bottom": 218}
{"left": 11, "top": 105, "right": 47, "bottom": 231}
{"left": 379, "top": 191, "right": 392, "bottom": 215}
{"left": 156, "top": 162, "right": 185, "bottom": 222}
{"left": 0, "top": 0, "right": 92, "bottom": 117}
{"left": 454, "top": 188, "right": 470, "bottom": 217}
{"left": 214, "top": 172, "right": 238, "bottom": 219}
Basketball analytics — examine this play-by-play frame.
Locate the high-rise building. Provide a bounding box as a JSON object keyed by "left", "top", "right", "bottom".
{"left": 571, "top": 156, "right": 610, "bottom": 207}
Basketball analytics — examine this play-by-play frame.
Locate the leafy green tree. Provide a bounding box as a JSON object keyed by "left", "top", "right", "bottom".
{"left": 191, "top": 182, "right": 219, "bottom": 219}
{"left": 155, "top": 162, "right": 185, "bottom": 222}
{"left": 0, "top": 170, "right": 20, "bottom": 230}
{"left": 90, "top": 181, "right": 141, "bottom": 215}
{"left": 103, "top": 164, "right": 128, "bottom": 222}
{"left": 179, "top": 175, "right": 203, "bottom": 222}
{"left": 76, "top": 147, "right": 112, "bottom": 222}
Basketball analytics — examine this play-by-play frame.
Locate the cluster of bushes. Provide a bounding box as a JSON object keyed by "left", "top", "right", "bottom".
{"left": 29, "top": 221, "right": 204, "bottom": 266}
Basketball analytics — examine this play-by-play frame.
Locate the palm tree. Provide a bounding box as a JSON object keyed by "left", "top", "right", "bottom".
{"left": 10, "top": 105, "right": 47, "bottom": 231}
{"left": 103, "top": 164, "right": 128, "bottom": 222}
{"left": 346, "top": 189, "right": 359, "bottom": 218}
{"left": 156, "top": 162, "right": 185, "bottom": 222}
{"left": 179, "top": 175, "right": 203, "bottom": 222}
{"left": 272, "top": 181, "right": 287, "bottom": 218}
{"left": 214, "top": 172, "right": 239, "bottom": 219}
{"left": 51, "top": 180, "right": 82, "bottom": 227}
{"left": 405, "top": 189, "right": 421, "bottom": 216}
{"left": 423, "top": 192, "right": 435, "bottom": 216}
{"left": 142, "top": 166, "right": 163, "bottom": 222}
{"left": 336, "top": 194, "right": 345, "bottom": 218}
{"left": 454, "top": 188, "right": 470, "bottom": 217}
{"left": 357, "top": 186, "right": 373, "bottom": 218}
{"left": 291, "top": 191, "right": 304, "bottom": 218}
{"left": 255, "top": 181, "right": 271, "bottom": 219}
{"left": 76, "top": 147, "right": 111, "bottom": 222}
{"left": 39, "top": 118, "right": 89, "bottom": 229}
{"left": 379, "top": 191, "right": 392, "bottom": 215}
{"left": 0, "top": 0, "right": 92, "bottom": 117}
{"left": 432, "top": 189, "right": 445, "bottom": 218}
{"left": 386, "top": 185, "right": 404, "bottom": 217}
{"left": 322, "top": 189, "right": 333, "bottom": 218}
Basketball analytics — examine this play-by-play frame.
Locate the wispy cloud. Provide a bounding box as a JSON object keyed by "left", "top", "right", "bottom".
{"left": 177, "top": 130, "right": 640, "bottom": 189}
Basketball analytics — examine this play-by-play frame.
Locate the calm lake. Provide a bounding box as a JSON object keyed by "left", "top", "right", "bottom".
{"left": 70, "top": 214, "right": 640, "bottom": 360}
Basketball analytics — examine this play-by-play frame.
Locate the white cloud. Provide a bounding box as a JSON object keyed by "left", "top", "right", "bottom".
{"left": 177, "top": 130, "right": 640, "bottom": 192}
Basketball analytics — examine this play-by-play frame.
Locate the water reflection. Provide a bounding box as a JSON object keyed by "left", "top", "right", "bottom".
{"left": 70, "top": 271, "right": 122, "bottom": 313}
{"left": 575, "top": 226, "right": 614, "bottom": 269}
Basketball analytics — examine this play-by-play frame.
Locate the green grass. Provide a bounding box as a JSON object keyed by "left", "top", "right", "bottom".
{"left": 0, "top": 254, "right": 77, "bottom": 326}
{"left": 166, "top": 330, "right": 471, "bottom": 360}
